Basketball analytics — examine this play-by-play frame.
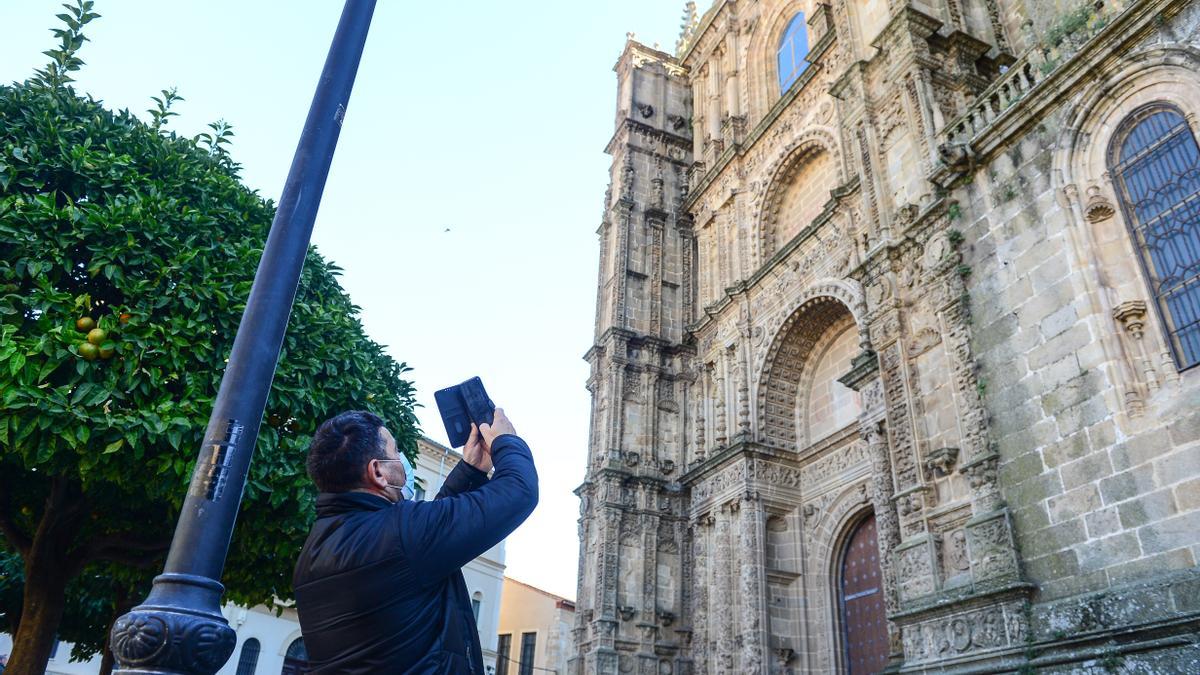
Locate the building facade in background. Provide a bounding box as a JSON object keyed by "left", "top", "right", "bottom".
{"left": 497, "top": 577, "right": 576, "bottom": 675}
{"left": 574, "top": 0, "right": 1200, "bottom": 672}
{"left": 1, "top": 436, "right": 506, "bottom": 675}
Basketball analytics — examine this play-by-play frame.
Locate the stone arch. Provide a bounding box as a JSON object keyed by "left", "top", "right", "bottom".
{"left": 800, "top": 482, "right": 873, "bottom": 672}
{"left": 746, "top": 0, "right": 815, "bottom": 119}
{"left": 756, "top": 280, "right": 866, "bottom": 448}
{"left": 1053, "top": 46, "right": 1200, "bottom": 409}
{"left": 755, "top": 127, "right": 843, "bottom": 263}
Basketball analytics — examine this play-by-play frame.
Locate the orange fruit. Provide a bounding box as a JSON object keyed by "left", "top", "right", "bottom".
{"left": 86, "top": 328, "right": 108, "bottom": 345}
{"left": 79, "top": 342, "right": 100, "bottom": 361}
{"left": 76, "top": 317, "right": 96, "bottom": 332}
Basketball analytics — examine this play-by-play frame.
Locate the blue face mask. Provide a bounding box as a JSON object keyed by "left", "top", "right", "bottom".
{"left": 377, "top": 455, "right": 416, "bottom": 501}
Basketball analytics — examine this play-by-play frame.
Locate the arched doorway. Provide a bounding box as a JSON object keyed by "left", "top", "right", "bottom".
{"left": 281, "top": 637, "right": 309, "bottom": 675}
{"left": 839, "top": 513, "right": 888, "bottom": 675}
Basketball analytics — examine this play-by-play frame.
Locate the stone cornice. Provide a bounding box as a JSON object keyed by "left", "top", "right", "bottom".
{"left": 933, "top": 0, "right": 1188, "bottom": 181}
{"left": 604, "top": 118, "right": 693, "bottom": 157}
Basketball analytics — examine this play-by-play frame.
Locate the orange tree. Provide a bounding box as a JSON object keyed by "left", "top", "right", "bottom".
{"left": 0, "top": 4, "right": 419, "bottom": 673}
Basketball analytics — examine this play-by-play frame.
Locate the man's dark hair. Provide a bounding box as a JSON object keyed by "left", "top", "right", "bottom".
{"left": 307, "top": 411, "right": 388, "bottom": 493}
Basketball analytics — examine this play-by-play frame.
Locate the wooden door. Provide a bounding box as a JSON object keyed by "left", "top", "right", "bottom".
{"left": 840, "top": 513, "right": 888, "bottom": 675}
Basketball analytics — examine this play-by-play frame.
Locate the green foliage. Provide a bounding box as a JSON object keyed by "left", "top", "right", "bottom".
{"left": 0, "top": 4, "right": 420, "bottom": 659}
{"left": 947, "top": 228, "right": 965, "bottom": 245}
{"left": 947, "top": 203, "right": 963, "bottom": 222}
{"left": 1045, "top": 4, "right": 1094, "bottom": 48}
{"left": 147, "top": 87, "right": 183, "bottom": 131}
{"left": 29, "top": 1, "right": 101, "bottom": 90}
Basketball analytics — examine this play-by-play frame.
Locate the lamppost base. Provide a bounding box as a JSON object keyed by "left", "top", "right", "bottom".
{"left": 111, "top": 573, "right": 236, "bottom": 675}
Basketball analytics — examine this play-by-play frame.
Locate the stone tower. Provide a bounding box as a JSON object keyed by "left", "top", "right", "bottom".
{"left": 577, "top": 1, "right": 1200, "bottom": 673}
{"left": 572, "top": 41, "right": 695, "bottom": 675}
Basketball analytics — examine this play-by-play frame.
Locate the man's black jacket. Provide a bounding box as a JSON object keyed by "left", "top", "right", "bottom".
{"left": 293, "top": 434, "right": 538, "bottom": 674}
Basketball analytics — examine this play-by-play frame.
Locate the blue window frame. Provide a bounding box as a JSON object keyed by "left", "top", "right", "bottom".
{"left": 777, "top": 12, "right": 810, "bottom": 93}
{"left": 1110, "top": 103, "right": 1200, "bottom": 370}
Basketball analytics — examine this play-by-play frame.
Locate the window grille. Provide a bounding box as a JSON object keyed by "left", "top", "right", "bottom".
{"left": 777, "top": 13, "right": 809, "bottom": 93}
{"left": 1110, "top": 103, "right": 1200, "bottom": 370}
{"left": 519, "top": 632, "right": 537, "bottom": 675}
{"left": 496, "top": 634, "right": 512, "bottom": 675}
{"left": 235, "top": 638, "right": 261, "bottom": 675}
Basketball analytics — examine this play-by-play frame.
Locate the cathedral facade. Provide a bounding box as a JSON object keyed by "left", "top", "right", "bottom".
{"left": 573, "top": 0, "right": 1200, "bottom": 672}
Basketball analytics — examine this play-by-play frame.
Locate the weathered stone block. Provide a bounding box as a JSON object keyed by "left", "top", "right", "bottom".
{"left": 1048, "top": 484, "right": 1102, "bottom": 523}
{"left": 1039, "top": 303, "right": 1078, "bottom": 340}
{"left": 1137, "top": 511, "right": 1200, "bottom": 554}
{"left": 1077, "top": 531, "right": 1141, "bottom": 572}
{"left": 1024, "top": 548, "right": 1079, "bottom": 582}
{"left": 1108, "top": 548, "right": 1197, "bottom": 586}
{"left": 1084, "top": 506, "right": 1122, "bottom": 538}
{"left": 999, "top": 448, "right": 1045, "bottom": 483}
{"left": 1175, "top": 477, "right": 1200, "bottom": 512}
{"left": 1099, "top": 464, "right": 1157, "bottom": 505}
{"left": 1060, "top": 452, "right": 1113, "bottom": 492}
{"left": 1027, "top": 324, "right": 1091, "bottom": 372}
{"left": 1117, "top": 489, "right": 1177, "bottom": 529}
{"left": 1043, "top": 429, "right": 1091, "bottom": 468}
{"left": 1024, "top": 519, "right": 1087, "bottom": 558}
{"left": 1155, "top": 445, "right": 1200, "bottom": 487}
{"left": 1109, "top": 428, "right": 1170, "bottom": 472}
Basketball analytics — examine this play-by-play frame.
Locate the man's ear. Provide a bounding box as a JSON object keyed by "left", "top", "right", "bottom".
{"left": 364, "top": 458, "right": 386, "bottom": 489}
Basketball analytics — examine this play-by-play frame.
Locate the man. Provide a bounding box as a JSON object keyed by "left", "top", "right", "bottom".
{"left": 293, "top": 408, "right": 538, "bottom": 674}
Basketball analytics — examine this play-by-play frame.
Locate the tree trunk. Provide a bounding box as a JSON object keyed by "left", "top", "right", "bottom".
{"left": 5, "top": 479, "right": 86, "bottom": 675}
{"left": 98, "top": 585, "right": 134, "bottom": 675}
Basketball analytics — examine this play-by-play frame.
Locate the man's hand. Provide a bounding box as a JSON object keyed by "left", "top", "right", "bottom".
{"left": 479, "top": 408, "right": 517, "bottom": 451}
{"left": 463, "top": 423, "right": 493, "bottom": 473}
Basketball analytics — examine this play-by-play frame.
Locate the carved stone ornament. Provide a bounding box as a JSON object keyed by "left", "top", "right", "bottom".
{"left": 619, "top": 605, "right": 637, "bottom": 621}
{"left": 1084, "top": 185, "right": 1116, "bottom": 223}
{"left": 925, "top": 447, "right": 960, "bottom": 477}
{"left": 1112, "top": 299, "right": 1148, "bottom": 338}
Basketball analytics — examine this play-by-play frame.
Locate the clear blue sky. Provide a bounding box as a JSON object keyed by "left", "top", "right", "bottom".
{"left": 1, "top": 0, "right": 686, "bottom": 601}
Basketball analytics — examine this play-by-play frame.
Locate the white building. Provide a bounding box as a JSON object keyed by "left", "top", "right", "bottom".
{"left": 1, "top": 435, "right": 506, "bottom": 674}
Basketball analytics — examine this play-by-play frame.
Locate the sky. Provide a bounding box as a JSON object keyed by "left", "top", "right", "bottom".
{"left": 0, "top": 0, "right": 687, "bottom": 601}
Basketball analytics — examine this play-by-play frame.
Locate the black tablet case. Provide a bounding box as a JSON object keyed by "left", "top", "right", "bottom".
{"left": 434, "top": 376, "right": 496, "bottom": 448}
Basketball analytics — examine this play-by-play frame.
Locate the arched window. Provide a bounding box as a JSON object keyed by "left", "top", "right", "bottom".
{"left": 471, "top": 591, "right": 483, "bottom": 622}
{"left": 281, "top": 638, "right": 309, "bottom": 675}
{"left": 777, "top": 13, "right": 810, "bottom": 93}
{"left": 1110, "top": 103, "right": 1200, "bottom": 370}
{"left": 234, "top": 638, "right": 260, "bottom": 675}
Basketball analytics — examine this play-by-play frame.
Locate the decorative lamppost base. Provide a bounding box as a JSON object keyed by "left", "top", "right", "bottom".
{"left": 111, "top": 574, "right": 236, "bottom": 675}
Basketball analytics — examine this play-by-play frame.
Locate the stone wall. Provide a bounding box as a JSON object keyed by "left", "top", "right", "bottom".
{"left": 576, "top": 1, "right": 1200, "bottom": 672}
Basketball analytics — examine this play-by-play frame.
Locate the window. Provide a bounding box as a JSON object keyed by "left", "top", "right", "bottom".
{"left": 496, "top": 633, "right": 512, "bottom": 675}
{"left": 281, "top": 638, "right": 308, "bottom": 675}
{"left": 519, "top": 632, "right": 537, "bottom": 675}
{"left": 235, "top": 638, "right": 261, "bottom": 675}
{"left": 777, "top": 13, "right": 810, "bottom": 93}
{"left": 1110, "top": 103, "right": 1200, "bottom": 369}
{"left": 415, "top": 485, "right": 426, "bottom": 501}
{"left": 471, "top": 591, "right": 483, "bottom": 622}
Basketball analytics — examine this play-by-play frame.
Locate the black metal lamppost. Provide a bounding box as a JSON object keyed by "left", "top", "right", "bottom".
{"left": 109, "top": 2, "right": 376, "bottom": 672}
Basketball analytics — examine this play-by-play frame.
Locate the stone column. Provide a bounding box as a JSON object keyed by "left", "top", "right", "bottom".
{"left": 713, "top": 505, "right": 734, "bottom": 673}
{"left": 690, "top": 515, "right": 711, "bottom": 675}
{"left": 863, "top": 419, "right": 903, "bottom": 657}
{"left": 736, "top": 494, "right": 765, "bottom": 672}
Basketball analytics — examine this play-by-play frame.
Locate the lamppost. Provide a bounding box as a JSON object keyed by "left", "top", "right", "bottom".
{"left": 109, "top": 2, "right": 376, "bottom": 672}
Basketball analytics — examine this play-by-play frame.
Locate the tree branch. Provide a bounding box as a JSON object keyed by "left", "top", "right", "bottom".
{"left": 86, "top": 534, "right": 171, "bottom": 570}
{"left": 0, "top": 507, "right": 32, "bottom": 557}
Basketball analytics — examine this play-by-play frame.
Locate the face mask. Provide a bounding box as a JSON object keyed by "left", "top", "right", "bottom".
{"left": 377, "top": 455, "right": 416, "bottom": 501}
